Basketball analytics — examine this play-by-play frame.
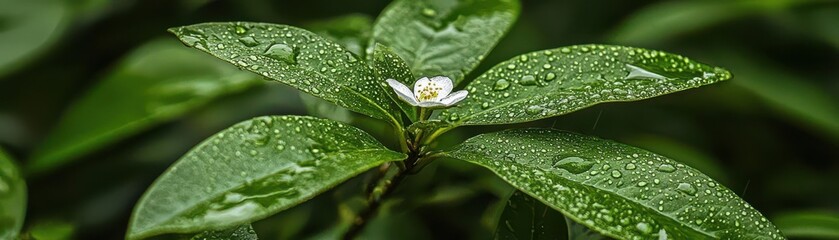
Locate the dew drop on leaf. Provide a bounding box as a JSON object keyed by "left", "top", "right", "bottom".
{"left": 553, "top": 156, "right": 594, "bottom": 174}
{"left": 493, "top": 79, "right": 510, "bottom": 91}
{"left": 263, "top": 43, "right": 296, "bottom": 64}
{"left": 657, "top": 164, "right": 676, "bottom": 173}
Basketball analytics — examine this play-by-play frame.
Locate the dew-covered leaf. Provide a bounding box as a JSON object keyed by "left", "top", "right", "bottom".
{"left": 27, "top": 39, "right": 262, "bottom": 174}
{"left": 371, "top": 0, "right": 520, "bottom": 84}
{"left": 773, "top": 211, "right": 839, "bottom": 239}
{"left": 437, "top": 45, "right": 731, "bottom": 127}
{"left": 305, "top": 14, "right": 373, "bottom": 57}
{"left": 371, "top": 44, "right": 417, "bottom": 121}
{"left": 168, "top": 22, "right": 403, "bottom": 126}
{"left": 444, "top": 129, "right": 782, "bottom": 239}
{"left": 0, "top": 148, "right": 26, "bottom": 240}
{"left": 127, "top": 116, "right": 406, "bottom": 239}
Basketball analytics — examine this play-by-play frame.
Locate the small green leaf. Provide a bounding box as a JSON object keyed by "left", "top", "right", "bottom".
{"left": 372, "top": 44, "right": 417, "bottom": 121}
{"left": 773, "top": 211, "right": 839, "bottom": 239}
{"left": 127, "top": 116, "right": 406, "bottom": 239}
{"left": 27, "top": 39, "right": 261, "bottom": 174}
{"left": 371, "top": 0, "right": 520, "bottom": 84}
{"left": 445, "top": 129, "right": 782, "bottom": 239}
{"left": 437, "top": 45, "right": 730, "bottom": 127}
{"left": 0, "top": 148, "right": 26, "bottom": 240}
{"left": 190, "top": 224, "right": 258, "bottom": 240}
{"left": 305, "top": 14, "right": 373, "bottom": 57}
{"left": 169, "top": 22, "right": 403, "bottom": 126}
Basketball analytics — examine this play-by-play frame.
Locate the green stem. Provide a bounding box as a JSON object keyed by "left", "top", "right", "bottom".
{"left": 343, "top": 154, "right": 417, "bottom": 239}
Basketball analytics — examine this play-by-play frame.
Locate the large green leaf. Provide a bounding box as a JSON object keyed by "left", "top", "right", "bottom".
{"left": 773, "top": 211, "right": 839, "bottom": 239}
{"left": 169, "top": 22, "right": 403, "bottom": 126}
{"left": 437, "top": 45, "right": 731, "bottom": 127}
{"left": 127, "top": 116, "right": 406, "bottom": 239}
{"left": 27, "top": 39, "right": 261, "bottom": 174}
{"left": 371, "top": 0, "right": 520, "bottom": 84}
{"left": 444, "top": 129, "right": 782, "bottom": 239}
{"left": 0, "top": 148, "right": 26, "bottom": 240}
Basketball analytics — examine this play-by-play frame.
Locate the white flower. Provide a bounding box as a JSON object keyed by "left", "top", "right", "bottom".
{"left": 386, "top": 76, "right": 468, "bottom": 108}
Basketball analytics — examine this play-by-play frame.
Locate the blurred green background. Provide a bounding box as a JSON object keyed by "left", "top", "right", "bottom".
{"left": 1, "top": 0, "right": 838, "bottom": 239}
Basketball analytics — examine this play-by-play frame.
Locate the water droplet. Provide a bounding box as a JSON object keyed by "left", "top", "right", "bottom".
{"left": 637, "top": 181, "right": 648, "bottom": 187}
{"left": 506, "top": 64, "right": 516, "bottom": 70}
{"left": 525, "top": 105, "right": 543, "bottom": 115}
{"left": 544, "top": 73, "right": 556, "bottom": 81}
{"left": 636, "top": 222, "right": 652, "bottom": 234}
{"left": 264, "top": 43, "right": 296, "bottom": 64}
{"left": 611, "top": 170, "right": 622, "bottom": 178}
{"left": 238, "top": 36, "right": 259, "bottom": 47}
{"left": 677, "top": 183, "right": 697, "bottom": 196}
{"left": 234, "top": 26, "right": 247, "bottom": 35}
{"left": 421, "top": 8, "right": 437, "bottom": 17}
{"left": 542, "top": 64, "right": 552, "bottom": 69}
{"left": 625, "top": 64, "right": 667, "bottom": 80}
{"left": 657, "top": 164, "right": 676, "bottom": 173}
{"left": 624, "top": 163, "right": 636, "bottom": 170}
{"left": 520, "top": 75, "right": 537, "bottom": 86}
{"left": 553, "top": 156, "right": 594, "bottom": 174}
{"left": 493, "top": 79, "right": 510, "bottom": 91}
{"left": 481, "top": 102, "right": 490, "bottom": 109}
{"left": 519, "top": 55, "right": 528, "bottom": 62}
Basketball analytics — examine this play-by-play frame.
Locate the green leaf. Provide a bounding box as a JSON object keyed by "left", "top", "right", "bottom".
{"left": 27, "top": 39, "right": 261, "bottom": 174}
{"left": 0, "top": 0, "right": 67, "bottom": 78}
{"left": 773, "top": 211, "right": 839, "bottom": 239}
{"left": 27, "top": 220, "right": 74, "bottom": 240}
{"left": 190, "top": 224, "right": 258, "bottom": 240}
{"left": 127, "top": 116, "right": 406, "bottom": 239}
{"left": 371, "top": 0, "right": 520, "bottom": 84}
{"left": 168, "top": 22, "right": 403, "bottom": 126}
{"left": 437, "top": 45, "right": 731, "bottom": 127}
{"left": 444, "top": 129, "right": 782, "bottom": 239}
{"left": 610, "top": 0, "right": 814, "bottom": 44}
{"left": 372, "top": 44, "right": 417, "bottom": 121}
{"left": 305, "top": 14, "right": 373, "bottom": 57}
{"left": 0, "top": 148, "right": 26, "bottom": 240}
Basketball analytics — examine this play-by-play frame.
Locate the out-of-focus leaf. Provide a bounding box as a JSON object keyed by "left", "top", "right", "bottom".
{"left": 127, "top": 116, "right": 406, "bottom": 240}
{"left": 717, "top": 51, "right": 839, "bottom": 140}
{"left": 190, "top": 224, "right": 258, "bottom": 240}
{"left": 0, "top": 148, "right": 25, "bottom": 239}
{"left": 625, "top": 135, "right": 728, "bottom": 183}
{"left": 305, "top": 14, "right": 373, "bottom": 57}
{"left": 371, "top": 0, "right": 520, "bottom": 84}
{"left": 28, "top": 39, "right": 262, "bottom": 174}
{"left": 300, "top": 93, "right": 353, "bottom": 123}
{"left": 168, "top": 23, "right": 404, "bottom": 126}
{"left": 611, "top": 0, "right": 815, "bottom": 44}
{"left": 445, "top": 129, "right": 783, "bottom": 239}
{"left": 773, "top": 211, "right": 839, "bottom": 239}
{"left": 494, "top": 190, "right": 566, "bottom": 239}
{"left": 28, "top": 220, "right": 74, "bottom": 240}
{"left": 0, "top": 0, "right": 67, "bottom": 78}
{"left": 437, "top": 45, "right": 730, "bottom": 127}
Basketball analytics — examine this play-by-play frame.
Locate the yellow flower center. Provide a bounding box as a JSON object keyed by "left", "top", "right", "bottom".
{"left": 416, "top": 82, "right": 441, "bottom": 101}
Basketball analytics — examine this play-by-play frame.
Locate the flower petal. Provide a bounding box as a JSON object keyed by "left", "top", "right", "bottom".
{"left": 440, "top": 90, "right": 468, "bottom": 106}
{"left": 430, "top": 76, "right": 453, "bottom": 100}
{"left": 386, "top": 79, "right": 419, "bottom": 106}
{"left": 413, "top": 77, "right": 431, "bottom": 99}
{"left": 416, "top": 101, "right": 448, "bottom": 108}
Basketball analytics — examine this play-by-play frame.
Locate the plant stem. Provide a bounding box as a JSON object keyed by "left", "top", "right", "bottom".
{"left": 343, "top": 154, "right": 417, "bottom": 239}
